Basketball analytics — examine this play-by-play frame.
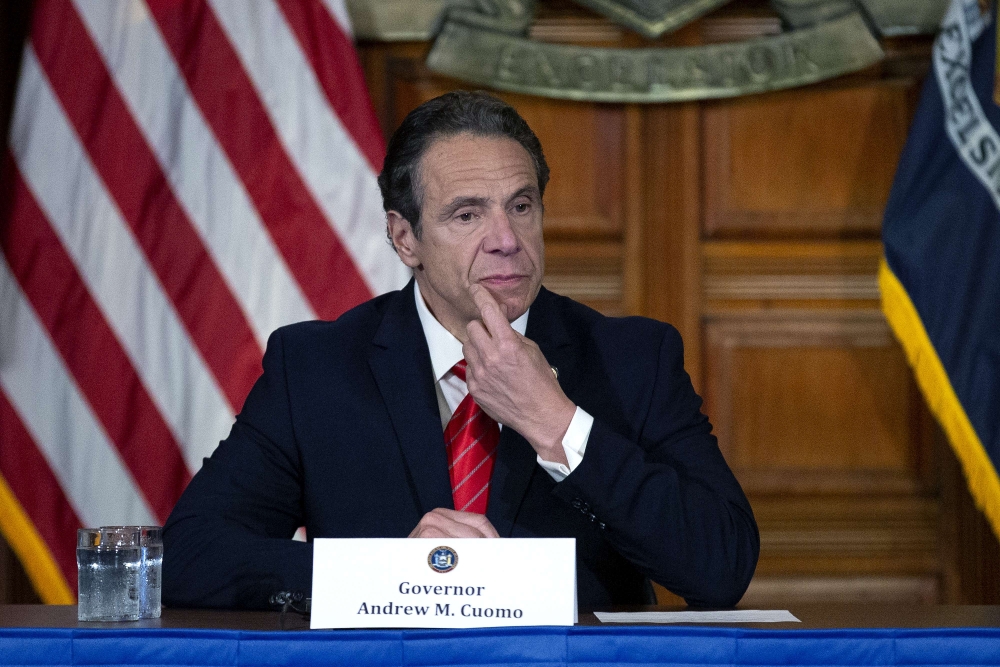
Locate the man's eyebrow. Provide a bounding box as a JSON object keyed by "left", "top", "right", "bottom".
{"left": 506, "top": 185, "right": 540, "bottom": 205}
{"left": 439, "top": 196, "right": 489, "bottom": 219}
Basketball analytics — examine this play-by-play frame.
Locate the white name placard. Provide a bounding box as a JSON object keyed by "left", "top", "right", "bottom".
{"left": 310, "top": 538, "right": 576, "bottom": 629}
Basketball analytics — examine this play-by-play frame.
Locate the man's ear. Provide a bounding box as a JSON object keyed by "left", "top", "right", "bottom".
{"left": 387, "top": 211, "right": 421, "bottom": 269}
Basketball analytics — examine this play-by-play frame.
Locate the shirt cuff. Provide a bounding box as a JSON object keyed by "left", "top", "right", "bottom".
{"left": 537, "top": 406, "right": 594, "bottom": 482}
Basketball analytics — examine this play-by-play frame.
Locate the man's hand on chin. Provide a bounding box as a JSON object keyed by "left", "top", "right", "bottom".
{"left": 463, "top": 284, "right": 575, "bottom": 466}
{"left": 409, "top": 508, "right": 500, "bottom": 538}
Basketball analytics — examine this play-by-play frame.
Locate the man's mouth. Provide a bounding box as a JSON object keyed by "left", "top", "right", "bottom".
{"left": 480, "top": 274, "right": 527, "bottom": 286}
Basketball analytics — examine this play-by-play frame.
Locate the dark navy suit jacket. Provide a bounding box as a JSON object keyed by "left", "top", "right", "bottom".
{"left": 162, "top": 281, "right": 759, "bottom": 609}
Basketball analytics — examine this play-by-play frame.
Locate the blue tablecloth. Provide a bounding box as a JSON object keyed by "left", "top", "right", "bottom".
{"left": 2, "top": 626, "right": 999, "bottom": 666}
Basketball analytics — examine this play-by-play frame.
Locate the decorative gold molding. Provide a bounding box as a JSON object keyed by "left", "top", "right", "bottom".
{"left": 428, "top": 13, "right": 883, "bottom": 102}
{"left": 772, "top": 0, "right": 947, "bottom": 36}
{"left": 571, "top": 0, "right": 732, "bottom": 38}
{"left": 346, "top": 0, "right": 949, "bottom": 42}
{"left": 348, "top": 0, "right": 948, "bottom": 102}
{"left": 347, "top": 0, "right": 450, "bottom": 41}
{"left": 859, "top": 0, "right": 948, "bottom": 37}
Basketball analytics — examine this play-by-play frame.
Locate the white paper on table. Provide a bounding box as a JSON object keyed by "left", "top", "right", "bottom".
{"left": 594, "top": 610, "right": 800, "bottom": 624}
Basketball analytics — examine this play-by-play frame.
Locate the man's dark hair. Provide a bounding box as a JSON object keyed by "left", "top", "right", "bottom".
{"left": 378, "top": 91, "right": 550, "bottom": 240}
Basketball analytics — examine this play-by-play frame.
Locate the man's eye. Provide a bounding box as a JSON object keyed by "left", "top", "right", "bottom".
{"left": 457, "top": 212, "right": 474, "bottom": 222}
{"left": 514, "top": 203, "right": 530, "bottom": 213}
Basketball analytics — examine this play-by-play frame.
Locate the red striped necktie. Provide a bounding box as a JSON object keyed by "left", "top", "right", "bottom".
{"left": 444, "top": 360, "right": 500, "bottom": 514}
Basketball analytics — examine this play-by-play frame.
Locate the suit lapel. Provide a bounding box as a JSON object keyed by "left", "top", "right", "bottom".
{"left": 486, "top": 287, "right": 576, "bottom": 536}
{"left": 369, "top": 281, "right": 454, "bottom": 515}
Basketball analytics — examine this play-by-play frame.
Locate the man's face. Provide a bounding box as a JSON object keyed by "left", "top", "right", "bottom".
{"left": 389, "top": 133, "right": 545, "bottom": 339}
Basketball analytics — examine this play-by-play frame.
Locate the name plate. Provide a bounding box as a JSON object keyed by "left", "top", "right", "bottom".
{"left": 310, "top": 538, "right": 576, "bottom": 629}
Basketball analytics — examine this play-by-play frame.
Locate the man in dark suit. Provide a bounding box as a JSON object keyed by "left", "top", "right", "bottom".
{"left": 162, "top": 91, "right": 758, "bottom": 610}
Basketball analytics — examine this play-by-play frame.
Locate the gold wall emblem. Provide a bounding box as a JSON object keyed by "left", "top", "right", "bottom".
{"left": 348, "top": 0, "right": 948, "bottom": 102}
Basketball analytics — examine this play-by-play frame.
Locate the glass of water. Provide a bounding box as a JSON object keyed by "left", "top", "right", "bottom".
{"left": 97, "top": 526, "right": 163, "bottom": 618}
{"left": 77, "top": 527, "right": 141, "bottom": 621}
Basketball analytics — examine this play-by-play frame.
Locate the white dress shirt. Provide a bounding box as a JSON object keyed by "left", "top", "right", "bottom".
{"left": 413, "top": 281, "right": 593, "bottom": 481}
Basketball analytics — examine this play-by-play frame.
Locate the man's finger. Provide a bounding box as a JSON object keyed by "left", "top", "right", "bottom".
{"left": 464, "top": 320, "right": 491, "bottom": 356}
{"left": 411, "top": 510, "right": 494, "bottom": 538}
{"left": 470, "top": 284, "right": 506, "bottom": 331}
{"left": 411, "top": 522, "right": 483, "bottom": 538}
{"left": 430, "top": 508, "right": 500, "bottom": 538}
{"left": 446, "top": 511, "right": 500, "bottom": 538}
{"left": 470, "top": 284, "right": 514, "bottom": 339}
{"left": 479, "top": 517, "right": 500, "bottom": 538}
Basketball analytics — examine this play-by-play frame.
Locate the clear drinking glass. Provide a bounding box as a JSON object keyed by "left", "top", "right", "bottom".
{"left": 77, "top": 527, "right": 141, "bottom": 621}
{"left": 99, "top": 526, "right": 162, "bottom": 618}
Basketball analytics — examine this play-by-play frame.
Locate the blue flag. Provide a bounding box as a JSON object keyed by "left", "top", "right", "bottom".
{"left": 881, "top": 0, "right": 1000, "bottom": 537}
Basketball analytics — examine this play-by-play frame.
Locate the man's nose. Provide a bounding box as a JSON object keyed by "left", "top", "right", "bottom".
{"left": 482, "top": 209, "right": 520, "bottom": 255}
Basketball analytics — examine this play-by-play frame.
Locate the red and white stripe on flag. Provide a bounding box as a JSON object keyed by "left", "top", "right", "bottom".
{"left": 0, "top": 0, "right": 407, "bottom": 603}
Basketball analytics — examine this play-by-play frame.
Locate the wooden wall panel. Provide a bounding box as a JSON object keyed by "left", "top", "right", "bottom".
{"left": 704, "top": 311, "right": 923, "bottom": 493}
{"left": 731, "top": 344, "right": 910, "bottom": 470}
{"left": 519, "top": 102, "right": 626, "bottom": 237}
{"left": 696, "top": 56, "right": 938, "bottom": 603}
{"left": 703, "top": 82, "right": 914, "bottom": 238}
{"left": 642, "top": 103, "right": 703, "bottom": 383}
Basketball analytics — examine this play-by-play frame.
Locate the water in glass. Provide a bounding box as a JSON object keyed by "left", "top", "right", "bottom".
{"left": 77, "top": 545, "right": 141, "bottom": 621}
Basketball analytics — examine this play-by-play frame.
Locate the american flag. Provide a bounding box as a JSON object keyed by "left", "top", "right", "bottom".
{"left": 0, "top": 0, "right": 407, "bottom": 602}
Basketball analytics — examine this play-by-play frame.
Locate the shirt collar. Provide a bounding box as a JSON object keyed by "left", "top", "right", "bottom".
{"left": 414, "top": 280, "right": 529, "bottom": 382}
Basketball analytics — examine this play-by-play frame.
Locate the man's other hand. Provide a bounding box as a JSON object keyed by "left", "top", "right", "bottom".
{"left": 464, "top": 284, "right": 574, "bottom": 465}
{"left": 408, "top": 508, "right": 500, "bottom": 538}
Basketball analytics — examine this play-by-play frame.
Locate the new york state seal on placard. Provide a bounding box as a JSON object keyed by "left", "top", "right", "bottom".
{"left": 428, "top": 546, "right": 458, "bottom": 573}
